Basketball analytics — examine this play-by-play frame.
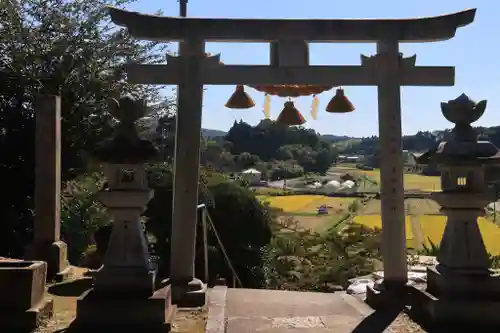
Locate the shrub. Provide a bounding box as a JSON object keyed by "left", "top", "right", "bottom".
{"left": 61, "top": 172, "right": 111, "bottom": 264}
{"left": 206, "top": 181, "right": 273, "bottom": 287}
{"left": 144, "top": 163, "right": 214, "bottom": 278}
{"left": 144, "top": 163, "right": 273, "bottom": 288}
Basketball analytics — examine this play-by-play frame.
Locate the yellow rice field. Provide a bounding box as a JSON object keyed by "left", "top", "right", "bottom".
{"left": 257, "top": 195, "right": 356, "bottom": 232}
{"left": 353, "top": 215, "right": 416, "bottom": 248}
{"left": 359, "top": 169, "right": 441, "bottom": 191}
{"left": 361, "top": 199, "right": 442, "bottom": 215}
{"left": 257, "top": 195, "right": 355, "bottom": 214}
{"left": 354, "top": 214, "right": 500, "bottom": 255}
{"left": 418, "top": 216, "right": 500, "bottom": 255}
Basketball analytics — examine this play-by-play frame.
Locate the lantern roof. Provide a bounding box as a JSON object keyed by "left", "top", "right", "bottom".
{"left": 433, "top": 141, "right": 500, "bottom": 165}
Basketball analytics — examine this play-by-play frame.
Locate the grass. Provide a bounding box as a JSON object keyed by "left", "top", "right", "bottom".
{"left": 405, "top": 198, "right": 442, "bottom": 215}
{"left": 258, "top": 195, "right": 355, "bottom": 232}
{"left": 358, "top": 169, "right": 441, "bottom": 191}
{"left": 360, "top": 199, "right": 382, "bottom": 215}
{"left": 257, "top": 195, "right": 355, "bottom": 214}
{"left": 291, "top": 214, "right": 344, "bottom": 233}
{"left": 334, "top": 164, "right": 359, "bottom": 169}
{"left": 361, "top": 199, "right": 442, "bottom": 215}
{"left": 172, "top": 309, "right": 207, "bottom": 333}
{"left": 253, "top": 187, "right": 287, "bottom": 195}
{"left": 403, "top": 173, "right": 441, "bottom": 191}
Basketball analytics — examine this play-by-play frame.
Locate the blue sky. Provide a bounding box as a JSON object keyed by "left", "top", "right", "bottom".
{"left": 125, "top": 0, "right": 497, "bottom": 137}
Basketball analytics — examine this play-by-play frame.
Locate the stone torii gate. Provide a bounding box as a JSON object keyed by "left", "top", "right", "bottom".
{"left": 108, "top": 7, "right": 475, "bottom": 305}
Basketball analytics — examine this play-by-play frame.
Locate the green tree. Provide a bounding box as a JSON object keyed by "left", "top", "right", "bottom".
{"left": 144, "top": 164, "right": 272, "bottom": 287}
{"left": 225, "top": 120, "right": 337, "bottom": 175}
{"left": 207, "top": 181, "right": 273, "bottom": 287}
{"left": 263, "top": 221, "right": 381, "bottom": 291}
{"left": 235, "top": 152, "right": 261, "bottom": 169}
{"left": 0, "top": 0, "right": 168, "bottom": 256}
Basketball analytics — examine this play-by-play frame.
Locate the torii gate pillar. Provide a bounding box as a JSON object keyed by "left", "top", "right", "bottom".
{"left": 375, "top": 40, "right": 408, "bottom": 287}
{"left": 169, "top": 39, "right": 207, "bottom": 307}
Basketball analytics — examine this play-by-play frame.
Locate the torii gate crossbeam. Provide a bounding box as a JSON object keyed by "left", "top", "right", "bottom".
{"left": 107, "top": 7, "right": 476, "bottom": 307}
{"left": 125, "top": 63, "right": 455, "bottom": 86}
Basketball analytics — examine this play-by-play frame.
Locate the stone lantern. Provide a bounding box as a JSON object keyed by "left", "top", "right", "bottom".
{"left": 76, "top": 96, "right": 173, "bottom": 331}
{"left": 416, "top": 94, "right": 500, "bottom": 327}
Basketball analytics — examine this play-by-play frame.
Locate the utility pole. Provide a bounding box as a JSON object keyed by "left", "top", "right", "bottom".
{"left": 178, "top": 0, "right": 188, "bottom": 54}
{"left": 179, "top": 0, "right": 187, "bottom": 17}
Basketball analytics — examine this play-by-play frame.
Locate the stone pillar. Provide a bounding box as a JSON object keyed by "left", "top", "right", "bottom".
{"left": 25, "top": 95, "right": 70, "bottom": 281}
{"left": 76, "top": 96, "right": 173, "bottom": 331}
{"left": 375, "top": 40, "right": 408, "bottom": 286}
{"left": 169, "top": 38, "right": 207, "bottom": 307}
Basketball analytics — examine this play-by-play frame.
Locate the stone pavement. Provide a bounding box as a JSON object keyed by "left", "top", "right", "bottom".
{"left": 206, "top": 287, "right": 419, "bottom": 333}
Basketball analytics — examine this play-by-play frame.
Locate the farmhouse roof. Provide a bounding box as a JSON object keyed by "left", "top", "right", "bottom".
{"left": 242, "top": 168, "right": 261, "bottom": 174}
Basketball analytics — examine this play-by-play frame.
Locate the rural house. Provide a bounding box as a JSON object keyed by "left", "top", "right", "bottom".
{"left": 364, "top": 150, "right": 420, "bottom": 172}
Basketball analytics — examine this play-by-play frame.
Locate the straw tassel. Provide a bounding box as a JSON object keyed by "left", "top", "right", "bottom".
{"left": 311, "top": 95, "right": 319, "bottom": 120}
{"left": 263, "top": 94, "right": 271, "bottom": 119}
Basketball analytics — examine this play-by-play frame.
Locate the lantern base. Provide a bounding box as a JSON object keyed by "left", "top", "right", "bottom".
{"left": 75, "top": 285, "right": 174, "bottom": 332}
{"left": 409, "top": 266, "right": 500, "bottom": 328}
{"left": 426, "top": 265, "right": 500, "bottom": 300}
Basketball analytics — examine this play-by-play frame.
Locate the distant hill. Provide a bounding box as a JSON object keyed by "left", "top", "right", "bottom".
{"left": 202, "top": 130, "right": 357, "bottom": 140}
{"left": 202, "top": 128, "right": 227, "bottom": 138}
{"left": 137, "top": 117, "right": 227, "bottom": 139}
{"left": 320, "top": 134, "right": 360, "bottom": 142}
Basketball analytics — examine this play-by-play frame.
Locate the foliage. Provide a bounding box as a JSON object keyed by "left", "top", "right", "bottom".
{"left": 0, "top": 0, "right": 169, "bottom": 257}
{"left": 264, "top": 160, "right": 304, "bottom": 180}
{"left": 60, "top": 172, "right": 110, "bottom": 263}
{"left": 332, "top": 131, "right": 440, "bottom": 156}
{"left": 206, "top": 181, "right": 273, "bottom": 287}
{"left": 326, "top": 126, "right": 500, "bottom": 165}
{"left": 417, "top": 237, "right": 500, "bottom": 270}
{"left": 347, "top": 200, "right": 360, "bottom": 213}
{"left": 224, "top": 120, "right": 338, "bottom": 175}
{"left": 416, "top": 238, "right": 440, "bottom": 256}
{"left": 489, "top": 255, "right": 500, "bottom": 270}
{"left": 253, "top": 188, "right": 295, "bottom": 197}
{"left": 143, "top": 163, "right": 273, "bottom": 288}
{"left": 198, "top": 120, "right": 339, "bottom": 181}
{"left": 262, "top": 219, "right": 381, "bottom": 291}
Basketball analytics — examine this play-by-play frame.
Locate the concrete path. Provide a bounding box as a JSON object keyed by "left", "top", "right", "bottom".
{"left": 228, "top": 288, "right": 371, "bottom": 333}
{"left": 206, "top": 287, "right": 423, "bottom": 333}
